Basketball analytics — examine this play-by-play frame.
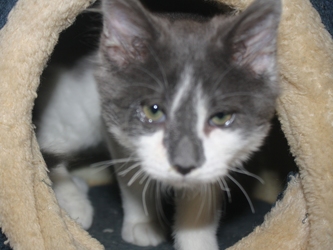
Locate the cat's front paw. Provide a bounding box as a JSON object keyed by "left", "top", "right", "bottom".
{"left": 53, "top": 176, "right": 94, "bottom": 229}
{"left": 174, "top": 227, "right": 219, "bottom": 250}
{"left": 121, "top": 220, "right": 166, "bottom": 247}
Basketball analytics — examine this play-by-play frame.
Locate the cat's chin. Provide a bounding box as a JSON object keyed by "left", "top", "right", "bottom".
{"left": 154, "top": 176, "right": 218, "bottom": 190}
{"left": 171, "top": 182, "right": 209, "bottom": 190}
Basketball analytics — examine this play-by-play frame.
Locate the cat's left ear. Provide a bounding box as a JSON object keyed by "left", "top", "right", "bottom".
{"left": 225, "top": 0, "right": 282, "bottom": 77}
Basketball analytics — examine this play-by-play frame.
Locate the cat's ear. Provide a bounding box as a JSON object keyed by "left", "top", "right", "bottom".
{"left": 100, "top": 0, "right": 156, "bottom": 68}
{"left": 225, "top": 0, "right": 281, "bottom": 77}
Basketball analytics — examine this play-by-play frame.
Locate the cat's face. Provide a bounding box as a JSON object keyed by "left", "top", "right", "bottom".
{"left": 95, "top": 0, "right": 281, "bottom": 188}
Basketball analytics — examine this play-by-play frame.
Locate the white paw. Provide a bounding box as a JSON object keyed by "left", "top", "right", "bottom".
{"left": 53, "top": 177, "right": 94, "bottom": 229}
{"left": 174, "top": 228, "right": 219, "bottom": 250}
{"left": 121, "top": 220, "right": 166, "bottom": 246}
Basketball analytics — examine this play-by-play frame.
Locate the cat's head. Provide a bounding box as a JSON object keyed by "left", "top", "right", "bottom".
{"left": 95, "top": 0, "right": 281, "bottom": 188}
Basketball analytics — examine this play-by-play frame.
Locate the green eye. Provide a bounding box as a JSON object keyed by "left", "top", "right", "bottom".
{"left": 142, "top": 104, "right": 165, "bottom": 123}
{"left": 209, "top": 112, "right": 234, "bottom": 127}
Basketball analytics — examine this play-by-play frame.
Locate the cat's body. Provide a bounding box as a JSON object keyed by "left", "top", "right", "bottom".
{"left": 34, "top": 58, "right": 102, "bottom": 229}
{"left": 35, "top": 0, "right": 281, "bottom": 249}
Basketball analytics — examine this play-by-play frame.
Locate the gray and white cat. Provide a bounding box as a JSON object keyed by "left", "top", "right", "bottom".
{"left": 35, "top": 0, "right": 281, "bottom": 249}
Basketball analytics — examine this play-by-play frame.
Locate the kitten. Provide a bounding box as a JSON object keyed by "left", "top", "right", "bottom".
{"left": 94, "top": 0, "right": 281, "bottom": 249}
{"left": 35, "top": 0, "right": 281, "bottom": 249}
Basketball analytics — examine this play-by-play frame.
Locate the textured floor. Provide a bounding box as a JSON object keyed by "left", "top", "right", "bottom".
{"left": 88, "top": 184, "right": 272, "bottom": 250}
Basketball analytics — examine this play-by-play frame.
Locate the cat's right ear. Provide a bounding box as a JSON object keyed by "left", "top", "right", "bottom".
{"left": 100, "top": 0, "right": 156, "bottom": 68}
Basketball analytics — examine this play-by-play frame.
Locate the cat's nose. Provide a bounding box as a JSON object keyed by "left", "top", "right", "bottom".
{"left": 169, "top": 135, "right": 204, "bottom": 175}
{"left": 173, "top": 165, "right": 196, "bottom": 175}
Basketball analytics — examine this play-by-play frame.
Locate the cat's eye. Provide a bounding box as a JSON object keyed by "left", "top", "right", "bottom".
{"left": 209, "top": 112, "right": 235, "bottom": 127}
{"left": 142, "top": 104, "right": 166, "bottom": 123}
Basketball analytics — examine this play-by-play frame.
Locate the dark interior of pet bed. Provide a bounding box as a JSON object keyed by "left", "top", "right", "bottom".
{"left": 88, "top": 184, "right": 272, "bottom": 250}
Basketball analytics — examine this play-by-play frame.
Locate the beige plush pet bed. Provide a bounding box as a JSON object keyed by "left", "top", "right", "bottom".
{"left": 0, "top": 0, "right": 332, "bottom": 249}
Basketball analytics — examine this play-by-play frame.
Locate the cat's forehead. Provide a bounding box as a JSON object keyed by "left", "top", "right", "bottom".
{"left": 155, "top": 16, "right": 231, "bottom": 56}
{"left": 143, "top": 41, "right": 229, "bottom": 93}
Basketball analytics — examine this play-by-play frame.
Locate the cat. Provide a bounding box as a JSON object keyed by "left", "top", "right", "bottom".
{"left": 34, "top": 0, "right": 281, "bottom": 249}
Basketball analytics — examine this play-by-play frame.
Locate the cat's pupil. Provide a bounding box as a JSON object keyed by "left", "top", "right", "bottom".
{"left": 216, "top": 113, "right": 226, "bottom": 119}
{"left": 151, "top": 104, "right": 159, "bottom": 114}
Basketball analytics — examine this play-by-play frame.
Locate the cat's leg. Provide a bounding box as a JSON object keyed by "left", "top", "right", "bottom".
{"left": 173, "top": 185, "right": 222, "bottom": 250}
{"left": 115, "top": 165, "right": 166, "bottom": 246}
{"left": 50, "top": 163, "right": 94, "bottom": 229}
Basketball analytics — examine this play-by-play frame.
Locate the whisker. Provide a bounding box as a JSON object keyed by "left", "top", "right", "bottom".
{"left": 226, "top": 173, "right": 255, "bottom": 213}
{"left": 89, "top": 158, "right": 136, "bottom": 174}
{"left": 117, "top": 162, "right": 141, "bottom": 177}
{"left": 142, "top": 177, "right": 152, "bottom": 216}
{"left": 127, "top": 169, "right": 145, "bottom": 186}
{"left": 182, "top": 189, "right": 187, "bottom": 200}
{"left": 208, "top": 184, "right": 212, "bottom": 216}
{"left": 139, "top": 172, "right": 149, "bottom": 185}
{"left": 90, "top": 164, "right": 112, "bottom": 173}
{"left": 155, "top": 181, "right": 170, "bottom": 228}
{"left": 196, "top": 185, "right": 207, "bottom": 221}
{"left": 176, "top": 189, "right": 187, "bottom": 200}
{"left": 117, "top": 161, "right": 132, "bottom": 172}
{"left": 229, "top": 167, "right": 264, "bottom": 184}
{"left": 90, "top": 156, "right": 139, "bottom": 168}
{"left": 217, "top": 177, "right": 232, "bottom": 203}
{"left": 211, "top": 183, "right": 217, "bottom": 214}
{"left": 90, "top": 160, "right": 121, "bottom": 169}
{"left": 115, "top": 153, "right": 140, "bottom": 170}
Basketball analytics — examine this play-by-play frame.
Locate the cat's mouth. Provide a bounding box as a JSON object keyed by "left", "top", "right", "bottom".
{"left": 143, "top": 166, "right": 224, "bottom": 190}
